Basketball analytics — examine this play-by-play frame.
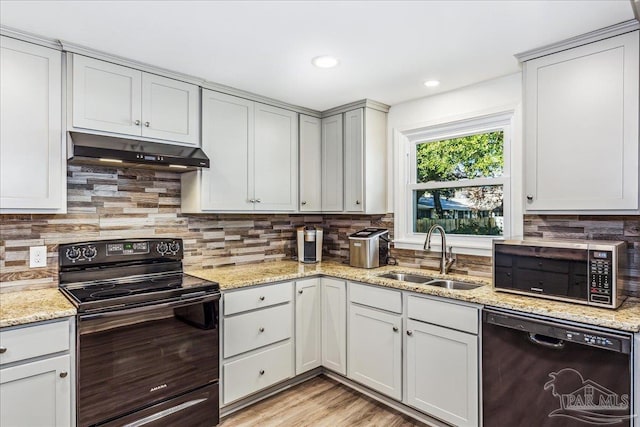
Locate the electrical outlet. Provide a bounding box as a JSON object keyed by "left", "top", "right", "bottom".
{"left": 29, "top": 246, "right": 47, "bottom": 268}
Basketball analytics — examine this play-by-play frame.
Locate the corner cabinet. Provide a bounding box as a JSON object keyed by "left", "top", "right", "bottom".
{"left": 523, "top": 30, "right": 639, "bottom": 213}
{"left": 299, "top": 115, "right": 322, "bottom": 212}
{"left": 71, "top": 54, "right": 200, "bottom": 145}
{"left": 321, "top": 278, "right": 347, "bottom": 375}
{"left": 182, "top": 90, "right": 298, "bottom": 212}
{"left": 321, "top": 113, "right": 344, "bottom": 212}
{"left": 0, "top": 318, "right": 74, "bottom": 427}
{"left": 295, "top": 278, "right": 322, "bottom": 374}
{"left": 0, "top": 36, "right": 65, "bottom": 213}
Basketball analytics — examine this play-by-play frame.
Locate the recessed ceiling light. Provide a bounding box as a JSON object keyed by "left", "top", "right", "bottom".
{"left": 423, "top": 80, "right": 440, "bottom": 88}
{"left": 312, "top": 55, "right": 339, "bottom": 68}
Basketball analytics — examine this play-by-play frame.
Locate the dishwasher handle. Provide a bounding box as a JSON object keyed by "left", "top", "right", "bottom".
{"left": 528, "top": 333, "right": 565, "bottom": 350}
{"left": 483, "top": 308, "right": 631, "bottom": 354}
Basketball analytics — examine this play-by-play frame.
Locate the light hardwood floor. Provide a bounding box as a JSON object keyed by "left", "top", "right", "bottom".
{"left": 220, "top": 376, "right": 428, "bottom": 427}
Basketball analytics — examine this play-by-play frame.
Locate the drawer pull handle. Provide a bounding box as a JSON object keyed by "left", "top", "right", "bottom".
{"left": 406, "top": 330, "right": 413, "bottom": 336}
{"left": 393, "top": 326, "right": 398, "bottom": 332}
{"left": 259, "top": 370, "right": 265, "bottom": 376}
{"left": 355, "top": 200, "right": 361, "bottom": 205}
{"left": 298, "top": 289, "right": 303, "bottom": 294}
{"left": 59, "top": 371, "right": 68, "bottom": 378}
{"left": 259, "top": 327, "right": 265, "bottom": 333}
{"left": 259, "top": 296, "right": 265, "bottom": 301}
{"left": 0, "top": 347, "right": 6, "bottom": 354}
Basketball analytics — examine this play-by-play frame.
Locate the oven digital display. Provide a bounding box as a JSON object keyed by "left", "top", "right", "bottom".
{"left": 106, "top": 242, "right": 149, "bottom": 255}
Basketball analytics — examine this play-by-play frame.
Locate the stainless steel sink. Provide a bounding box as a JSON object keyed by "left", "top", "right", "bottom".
{"left": 377, "top": 272, "right": 434, "bottom": 284}
{"left": 377, "top": 272, "right": 482, "bottom": 290}
{"left": 424, "top": 279, "right": 482, "bottom": 290}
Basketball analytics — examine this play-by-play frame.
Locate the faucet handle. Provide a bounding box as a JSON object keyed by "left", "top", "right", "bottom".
{"left": 447, "top": 246, "right": 455, "bottom": 259}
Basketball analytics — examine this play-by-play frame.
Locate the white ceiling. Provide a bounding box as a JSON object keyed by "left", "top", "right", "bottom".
{"left": 0, "top": 1, "right": 634, "bottom": 111}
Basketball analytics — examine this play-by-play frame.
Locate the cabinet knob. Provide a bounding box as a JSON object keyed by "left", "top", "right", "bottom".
{"left": 259, "top": 296, "right": 265, "bottom": 301}
{"left": 526, "top": 195, "right": 533, "bottom": 201}
{"left": 301, "top": 201, "right": 307, "bottom": 206}
{"left": 255, "top": 199, "right": 261, "bottom": 203}
{"left": 144, "top": 121, "right": 150, "bottom": 127}
{"left": 59, "top": 371, "right": 68, "bottom": 378}
{"left": 249, "top": 199, "right": 256, "bottom": 203}
{"left": 406, "top": 330, "right": 413, "bottom": 336}
{"left": 259, "top": 327, "right": 265, "bottom": 333}
{"left": 393, "top": 326, "right": 399, "bottom": 332}
{"left": 0, "top": 347, "right": 6, "bottom": 354}
{"left": 298, "top": 289, "right": 303, "bottom": 294}
{"left": 259, "top": 369, "right": 265, "bottom": 376}
{"left": 355, "top": 200, "right": 361, "bottom": 205}
{"left": 134, "top": 120, "right": 141, "bottom": 126}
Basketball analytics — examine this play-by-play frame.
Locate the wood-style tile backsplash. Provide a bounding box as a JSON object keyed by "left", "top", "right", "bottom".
{"left": 1, "top": 165, "right": 638, "bottom": 297}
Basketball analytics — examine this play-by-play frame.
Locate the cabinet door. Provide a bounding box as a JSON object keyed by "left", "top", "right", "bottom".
{"left": 524, "top": 31, "right": 639, "bottom": 212}
{"left": 254, "top": 103, "right": 298, "bottom": 211}
{"left": 321, "top": 114, "right": 344, "bottom": 212}
{"left": 0, "top": 354, "right": 71, "bottom": 427}
{"left": 1, "top": 37, "right": 63, "bottom": 212}
{"left": 299, "top": 115, "right": 322, "bottom": 211}
{"left": 141, "top": 73, "right": 199, "bottom": 145}
{"left": 200, "top": 90, "right": 253, "bottom": 210}
{"left": 295, "top": 278, "right": 322, "bottom": 374}
{"left": 72, "top": 54, "right": 142, "bottom": 136}
{"left": 406, "top": 319, "right": 478, "bottom": 427}
{"left": 321, "top": 278, "right": 346, "bottom": 375}
{"left": 344, "top": 108, "right": 364, "bottom": 212}
{"left": 348, "top": 304, "right": 401, "bottom": 399}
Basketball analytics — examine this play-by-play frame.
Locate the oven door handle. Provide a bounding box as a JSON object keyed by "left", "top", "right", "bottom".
{"left": 80, "top": 293, "right": 220, "bottom": 320}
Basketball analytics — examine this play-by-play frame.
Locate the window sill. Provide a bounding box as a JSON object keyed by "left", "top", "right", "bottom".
{"left": 393, "top": 237, "right": 495, "bottom": 257}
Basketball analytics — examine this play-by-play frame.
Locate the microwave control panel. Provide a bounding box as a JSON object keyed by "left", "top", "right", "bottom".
{"left": 588, "top": 250, "right": 613, "bottom": 304}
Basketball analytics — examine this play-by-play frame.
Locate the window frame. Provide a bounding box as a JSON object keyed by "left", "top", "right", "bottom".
{"left": 394, "top": 110, "right": 519, "bottom": 256}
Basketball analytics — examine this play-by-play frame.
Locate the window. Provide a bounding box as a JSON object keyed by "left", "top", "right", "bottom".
{"left": 395, "top": 111, "right": 517, "bottom": 255}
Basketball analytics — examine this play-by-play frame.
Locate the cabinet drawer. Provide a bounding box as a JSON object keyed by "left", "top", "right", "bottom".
{"left": 0, "top": 319, "right": 70, "bottom": 365}
{"left": 224, "top": 282, "right": 292, "bottom": 315}
{"left": 224, "top": 304, "right": 292, "bottom": 358}
{"left": 407, "top": 296, "right": 478, "bottom": 335}
{"left": 223, "top": 341, "right": 292, "bottom": 404}
{"left": 350, "top": 282, "right": 401, "bottom": 313}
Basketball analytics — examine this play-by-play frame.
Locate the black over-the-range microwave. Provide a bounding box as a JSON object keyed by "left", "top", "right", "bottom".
{"left": 493, "top": 239, "right": 627, "bottom": 309}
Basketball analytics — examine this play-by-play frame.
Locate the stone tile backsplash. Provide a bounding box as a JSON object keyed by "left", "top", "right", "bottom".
{"left": 1, "top": 165, "right": 638, "bottom": 297}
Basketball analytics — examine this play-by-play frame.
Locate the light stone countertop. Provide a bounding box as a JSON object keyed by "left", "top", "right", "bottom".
{"left": 0, "top": 288, "right": 76, "bottom": 328}
{"left": 188, "top": 260, "right": 640, "bottom": 333}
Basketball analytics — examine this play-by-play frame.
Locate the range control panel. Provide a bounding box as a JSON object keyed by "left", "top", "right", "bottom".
{"left": 59, "top": 238, "right": 183, "bottom": 266}
{"left": 588, "top": 250, "right": 613, "bottom": 305}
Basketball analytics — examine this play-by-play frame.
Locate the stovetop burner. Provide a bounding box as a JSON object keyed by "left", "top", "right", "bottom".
{"left": 58, "top": 238, "right": 219, "bottom": 313}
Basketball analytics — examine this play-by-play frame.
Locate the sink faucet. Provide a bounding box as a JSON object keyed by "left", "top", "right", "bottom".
{"left": 423, "top": 224, "right": 455, "bottom": 274}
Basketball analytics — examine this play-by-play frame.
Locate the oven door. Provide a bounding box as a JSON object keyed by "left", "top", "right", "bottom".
{"left": 77, "top": 294, "right": 219, "bottom": 427}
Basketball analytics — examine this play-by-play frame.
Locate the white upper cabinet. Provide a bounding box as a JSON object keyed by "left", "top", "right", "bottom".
{"left": 523, "top": 30, "right": 639, "bottom": 213}
{"left": 182, "top": 90, "right": 298, "bottom": 212}
{"left": 344, "top": 107, "right": 387, "bottom": 214}
{"left": 0, "top": 36, "right": 65, "bottom": 213}
{"left": 321, "top": 113, "right": 344, "bottom": 212}
{"left": 299, "top": 114, "right": 322, "bottom": 212}
{"left": 72, "top": 54, "right": 199, "bottom": 145}
{"left": 254, "top": 102, "right": 298, "bottom": 211}
{"left": 141, "top": 73, "right": 199, "bottom": 144}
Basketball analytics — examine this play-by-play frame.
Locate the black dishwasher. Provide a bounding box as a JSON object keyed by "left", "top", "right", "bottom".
{"left": 482, "top": 308, "right": 633, "bottom": 426}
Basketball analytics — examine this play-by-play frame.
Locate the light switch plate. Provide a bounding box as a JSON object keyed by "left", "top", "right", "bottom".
{"left": 29, "top": 246, "right": 47, "bottom": 268}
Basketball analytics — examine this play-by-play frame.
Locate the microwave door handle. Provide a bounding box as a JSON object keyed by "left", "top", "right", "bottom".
{"left": 80, "top": 294, "right": 219, "bottom": 320}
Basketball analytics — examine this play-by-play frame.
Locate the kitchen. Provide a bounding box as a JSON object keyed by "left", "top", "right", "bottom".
{"left": 0, "top": 1, "right": 639, "bottom": 426}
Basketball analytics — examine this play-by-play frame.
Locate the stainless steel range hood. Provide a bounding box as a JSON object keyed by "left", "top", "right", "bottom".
{"left": 67, "top": 132, "right": 210, "bottom": 171}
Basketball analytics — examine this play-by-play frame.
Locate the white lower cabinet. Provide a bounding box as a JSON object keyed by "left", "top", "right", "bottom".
{"left": 348, "top": 304, "right": 402, "bottom": 400}
{"left": 0, "top": 318, "right": 74, "bottom": 427}
{"left": 321, "top": 278, "right": 347, "bottom": 375}
{"left": 223, "top": 341, "right": 293, "bottom": 405}
{"left": 221, "top": 282, "right": 294, "bottom": 405}
{"left": 405, "top": 297, "right": 479, "bottom": 427}
{"left": 295, "top": 278, "right": 322, "bottom": 374}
